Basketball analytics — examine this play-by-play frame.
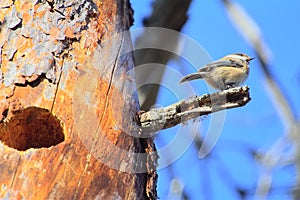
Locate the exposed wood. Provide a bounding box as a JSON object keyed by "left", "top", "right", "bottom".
{"left": 0, "top": 0, "right": 157, "bottom": 199}
{"left": 138, "top": 86, "right": 251, "bottom": 133}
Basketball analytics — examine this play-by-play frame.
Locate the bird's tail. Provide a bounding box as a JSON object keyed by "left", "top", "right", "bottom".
{"left": 179, "top": 73, "right": 203, "bottom": 83}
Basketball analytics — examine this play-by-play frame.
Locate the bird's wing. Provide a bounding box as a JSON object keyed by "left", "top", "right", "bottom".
{"left": 198, "top": 59, "right": 243, "bottom": 73}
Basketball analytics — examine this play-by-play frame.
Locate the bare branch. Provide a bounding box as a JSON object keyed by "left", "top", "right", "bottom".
{"left": 135, "top": 0, "right": 192, "bottom": 110}
{"left": 222, "top": 0, "right": 296, "bottom": 127}
{"left": 138, "top": 86, "right": 251, "bottom": 133}
{"left": 221, "top": 0, "right": 299, "bottom": 198}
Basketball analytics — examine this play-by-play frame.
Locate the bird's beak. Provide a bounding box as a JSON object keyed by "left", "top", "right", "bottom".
{"left": 247, "top": 57, "right": 255, "bottom": 61}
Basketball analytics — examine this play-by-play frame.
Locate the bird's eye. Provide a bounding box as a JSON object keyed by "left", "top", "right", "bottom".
{"left": 235, "top": 53, "right": 244, "bottom": 56}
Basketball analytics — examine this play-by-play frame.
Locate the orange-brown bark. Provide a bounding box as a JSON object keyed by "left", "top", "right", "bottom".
{"left": 0, "top": 0, "right": 157, "bottom": 199}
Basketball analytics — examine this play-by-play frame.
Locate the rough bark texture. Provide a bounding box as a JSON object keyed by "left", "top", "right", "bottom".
{"left": 138, "top": 86, "right": 251, "bottom": 133}
{"left": 0, "top": 0, "right": 157, "bottom": 199}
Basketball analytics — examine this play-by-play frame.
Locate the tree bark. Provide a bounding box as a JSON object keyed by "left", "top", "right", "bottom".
{"left": 0, "top": 0, "right": 157, "bottom": 199}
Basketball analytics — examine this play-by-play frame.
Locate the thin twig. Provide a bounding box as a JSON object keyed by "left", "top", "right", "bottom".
{"left": 221, "top": 0, "right": 299, "bottom": 198}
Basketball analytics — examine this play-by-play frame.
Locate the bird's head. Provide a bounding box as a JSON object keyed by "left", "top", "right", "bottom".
{"left": 225, "top": 53, "right": 254, "bottom": 63}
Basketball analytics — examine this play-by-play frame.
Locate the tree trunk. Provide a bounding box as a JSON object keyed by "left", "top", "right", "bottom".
{"left": 0, "top": 0, "right": 157, "bottom": 199}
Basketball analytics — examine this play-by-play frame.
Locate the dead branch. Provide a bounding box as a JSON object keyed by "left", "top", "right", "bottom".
{"left": 135, "top": 0, "right": 192, "bottom": 110}
{"left": 138, "top": 86, "right": 251, "bottom": 133}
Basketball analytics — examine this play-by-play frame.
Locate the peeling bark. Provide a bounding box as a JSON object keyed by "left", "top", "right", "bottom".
{"left": 0, "top": 0, "right": 157, "bottom": 199}
{"left": 139, "top": 86, "right": 251, "bottom": 133}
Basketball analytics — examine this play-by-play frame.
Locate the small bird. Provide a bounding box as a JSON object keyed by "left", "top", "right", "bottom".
{"left": 179, "top": 53, "right": 254, "bottom": 90}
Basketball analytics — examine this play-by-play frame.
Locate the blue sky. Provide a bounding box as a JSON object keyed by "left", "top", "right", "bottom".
{"left": 131, "top": 1, "right": 300, "bottom": 199}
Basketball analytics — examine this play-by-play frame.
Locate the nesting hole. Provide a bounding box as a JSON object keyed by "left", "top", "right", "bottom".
{"left": 0, "top": 107, "right": 64, "bottom": 151}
